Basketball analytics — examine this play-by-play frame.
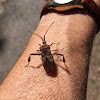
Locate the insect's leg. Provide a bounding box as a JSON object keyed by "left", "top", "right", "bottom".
{"left": 51, "top": 42, "right": 60, "bottom": 53}
{"left": 30, "top": 53, "right": 41, "bottom": 55}
{"left": 26, "top": 53, "right": 41, "bottom": 67}
{"left": 52, "top": 50, "right": 58, "bottom": 53}
{"left": 50, "top": 43, "right": 58, "bottom": 53}
{"left": 29, "top": 63, "right": 43, "bottom": 68}
{"left": 56, "top": 63, "right": 70, "bottom": 74}
{"left": 50, "top": 43, "right": 55, "bottom": 46}
{"left": 54, "top": 59, "right": 63, "bottom": 62}
{"left": 37, "top": 50, "right": 40, "bottom": 52}
{"left": 36, "top": 63, "right": 43, "bottom": 68}
{"left": 50, "top": 42, "right": 60, "bottom": 47}
{"left": 54, "top": 53, "right": 65, "bottom": 61}
{"left": 54, "top": 53, "right": 67, "bottom": 67}
{"left": 39, "top": 44, "right": 41, "bottom": 46}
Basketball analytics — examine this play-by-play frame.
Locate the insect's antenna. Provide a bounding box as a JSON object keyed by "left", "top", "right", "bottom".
{"left": 28, "top": 31, "right": 44, "bottom": 41}
{"left": 34, "top": 33, "right": 44, "bottom": 41}
{"left": 44, "top": 21, "right": 55, "bottom": 40}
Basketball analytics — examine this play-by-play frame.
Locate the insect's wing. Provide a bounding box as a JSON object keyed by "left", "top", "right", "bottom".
{"left": 42, "top": 55, "right": 54, "bottom": 74}
{"left": 47, "top": 54, "right": 54, "bottom": 62}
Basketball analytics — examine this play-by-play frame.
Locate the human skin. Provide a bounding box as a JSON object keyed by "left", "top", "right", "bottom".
{"left": 0, "top": 1, "right": 100, "bottom": 100}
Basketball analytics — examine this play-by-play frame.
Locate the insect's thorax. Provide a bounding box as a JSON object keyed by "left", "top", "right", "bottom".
{"left": 40, "top": 44, "right": 51, "bottom": 56}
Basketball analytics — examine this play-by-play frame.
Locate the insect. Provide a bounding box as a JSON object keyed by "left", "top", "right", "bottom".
{"left": 26, "top": 22, "right": 68, "bottom": 74}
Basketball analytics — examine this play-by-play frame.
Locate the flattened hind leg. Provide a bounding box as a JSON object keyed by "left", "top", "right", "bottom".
{"left": 54, "top": 53, "right": 68, "bottom": 68}
{"left": 25, "top": 53, "right": 41, "bottom": 67}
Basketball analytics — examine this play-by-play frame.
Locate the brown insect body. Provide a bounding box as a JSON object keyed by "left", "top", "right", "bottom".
{"left": 40, "top": 42, "right": 54, "bottom": 74}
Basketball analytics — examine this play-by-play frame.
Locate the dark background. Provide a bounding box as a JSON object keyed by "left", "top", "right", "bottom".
{"left": 0, "top": 0, "right": 100, "bottom": 100}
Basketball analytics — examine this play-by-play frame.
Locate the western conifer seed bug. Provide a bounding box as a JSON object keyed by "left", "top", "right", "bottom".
{"left": 26, "top": 22, "right": 68, "bottom": 74}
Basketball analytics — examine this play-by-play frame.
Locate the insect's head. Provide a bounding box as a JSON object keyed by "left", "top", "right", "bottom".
{"left": 34, "top": 21, "right": 55, "bottom": 45}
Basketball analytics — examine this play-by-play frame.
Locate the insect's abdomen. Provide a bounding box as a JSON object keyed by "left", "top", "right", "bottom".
{"left": 42, "top": 56, "right": 54, "bottom": 74}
